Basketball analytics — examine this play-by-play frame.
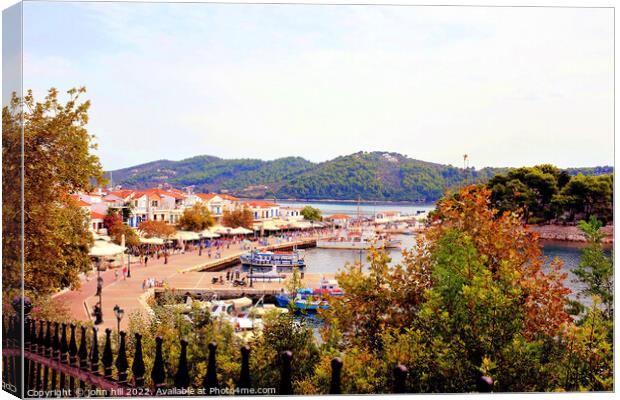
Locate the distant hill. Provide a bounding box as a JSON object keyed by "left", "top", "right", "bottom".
{"left": 107, "top": 152, "right": 612, "bottom": 202}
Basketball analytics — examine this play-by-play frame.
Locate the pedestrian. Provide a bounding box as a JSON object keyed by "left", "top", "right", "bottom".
{"left": 114, "top": 269, "right": 119, "bottom": 280}
{"left": 122, "top": 266, "right": 127, "bottom": 280}
{"left": 142, "top": 279, "right": 146, "bottom": 290}
{"left": 145, "top": 255, "right": 149, "bottom": 267}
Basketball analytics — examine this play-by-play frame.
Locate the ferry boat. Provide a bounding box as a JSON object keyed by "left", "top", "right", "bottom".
{"left": 317, "top": 230, "right": 401, "bottom": 250}
{"left": 240, "top": 250, "right": 306, "bottom": 269}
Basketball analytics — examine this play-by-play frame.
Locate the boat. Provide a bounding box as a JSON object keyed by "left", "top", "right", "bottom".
{"left": 246, "top": 265, "right": 286, "bottom": 282}
{"left": 240, "top": 250, "right": 306, "bottom": 269}
{"left": 317, "top": 230, "right": 401, "bottom": 250}
{"left": 275, "top": 280, "right": 344, "bottom": 311}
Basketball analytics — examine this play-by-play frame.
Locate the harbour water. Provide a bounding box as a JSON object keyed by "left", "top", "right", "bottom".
{"left": 251, "top": 201, "right": 595, "bottom": 298}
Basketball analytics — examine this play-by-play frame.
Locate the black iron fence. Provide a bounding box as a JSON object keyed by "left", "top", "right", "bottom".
{"left": 3, "top": 315, "right": 493, "bottom": 397}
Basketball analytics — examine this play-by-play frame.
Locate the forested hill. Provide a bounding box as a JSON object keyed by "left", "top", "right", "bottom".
{"left": 107, "top": 152, "right": 612, "bottom": 202}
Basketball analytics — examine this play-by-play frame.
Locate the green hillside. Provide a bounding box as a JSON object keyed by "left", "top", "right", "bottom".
{"left": 108, "top": 151, "right": 612, "bottom": 202}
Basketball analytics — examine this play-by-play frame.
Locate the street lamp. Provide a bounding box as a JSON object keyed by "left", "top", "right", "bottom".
{"left": 95, "top": 258, "right": 104, "bottom": 324}
{"left": 126, "top": 248, "right": 131, "bottom": 278}
{"left": 199, "top": 233, "right": 203, "bottom": 256}
{"left": 113, "top": 305, "right": 124, "bottom": 339}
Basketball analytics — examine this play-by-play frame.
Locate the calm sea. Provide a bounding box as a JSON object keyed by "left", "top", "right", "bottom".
{"left": 274, "top": 201, "right": 592, "bottom": 298}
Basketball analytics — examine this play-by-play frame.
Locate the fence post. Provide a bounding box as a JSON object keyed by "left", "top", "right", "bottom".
{"left": 90, "top": 327, "right": 100, "bottom": 374}
{"left": 50, "top": 322, "right": 60, "bottom": 390}
{"left": 202, "top": 342, "right": 218, "bottom": 392}
{"left": 42, "top": 321, "right": 51, "bottom": 391}
{"left": 102, "top": 328, "right": 113, "bottom": 379}
{"left": 34, "top": 320, "right": 45, "bottom": 390}
{"left": 115, "top": 331, "right": 129, "bottom": 384}
{"left": 59, "top": 323, "right": 68, "bottom": 391}
{"left": 393, "top": 364, "right": 407, "bottom": 393}
{"left": 132, "top": 333, "right": 146, "bottom": 388}
{"left": 78, "top": 325, "right": 88, "bottom": 393}
{"left": 477, "top": 376, "right": 494, "bottom": 393}
{"left": 69, "top": 324, "right": 78, "bottom": 396}
{"left": 279, "top": 350, "right": 293, "bottom": 395}
{"left": 329, "top": 357, "right": 343, "bottom": 394}
{"left": 174, "top": 339, "right": 190, "bottom": 389}
{"left": 238, "top": 346, "right": 250, "bottom": 389}
{"left": 151, "top": 336, "right": 166, "bottom": 391}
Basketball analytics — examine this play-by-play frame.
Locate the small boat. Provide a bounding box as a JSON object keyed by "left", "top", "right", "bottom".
{"left": 247, "top": 265, "right": 286, "bottom": 282}
{"left": 240, "top": 250, "right": 306, "bottom": 269}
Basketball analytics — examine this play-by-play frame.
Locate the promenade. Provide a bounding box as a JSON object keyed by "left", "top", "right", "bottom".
{"left": 53, "top": 234, "right": 334, "bottom": 330}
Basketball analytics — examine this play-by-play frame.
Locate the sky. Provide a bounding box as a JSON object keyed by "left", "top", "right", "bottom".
{"left": 15, "top": 2, "right": 614, "bottom": 171}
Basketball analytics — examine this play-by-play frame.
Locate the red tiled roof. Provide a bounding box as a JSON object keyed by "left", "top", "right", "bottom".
{"left": 91, "top": 212, "right": 106, "bottom": 220}
{"left": 108, "top": 190, "right": 134, "bottom": 199}
{"left": 327, "top": 214, "right": 350, "bottom": 220}
{"left": 69, "top": 194, "right": 91, "bottom": 207}
{"left": 220, "top": 194, "right": 240, "bottom": 201}
{"left": 243, "top": 200, "right": 278, "bottom": 208}
{"left": 197, "top": 193, "right": 218, "bottom": 201}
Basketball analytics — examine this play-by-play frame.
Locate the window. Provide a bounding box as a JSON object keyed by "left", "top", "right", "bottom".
{"left": 151, "top": 200, "right": 158, "bottom": 207}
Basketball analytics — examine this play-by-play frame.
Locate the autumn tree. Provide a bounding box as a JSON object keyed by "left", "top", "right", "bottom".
{"left": 222, "top": 207, "right": 254, "bottom": 229}
{"left": 105, "top": 210, "right": 140, "bottom": 247}
{"left": 2, "top": 88, "right": 104, "bottom": 295}
{"left": 177, "top": 203, "right": 215, "bottom": 232}
{"left": 139, "top": 220, "right": 176, "bottom": 238}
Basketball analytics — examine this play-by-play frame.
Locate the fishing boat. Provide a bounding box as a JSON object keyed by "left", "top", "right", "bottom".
{"left": 240, "top": 250, "right": 306, "bottom": 269}
{"left": 275, "top": 280, "right": 344, "bottom": 311}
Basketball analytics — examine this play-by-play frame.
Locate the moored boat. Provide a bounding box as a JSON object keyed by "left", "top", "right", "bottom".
{"left": 240, "top": 250, "right": 306, "bottom": 268}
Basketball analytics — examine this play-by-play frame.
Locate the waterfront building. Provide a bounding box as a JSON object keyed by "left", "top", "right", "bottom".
{"left": 325, "top": 213, "right": 351, "bottom": 227}
{"left": 243, "top": 200, "right": 280, "bottom": 221}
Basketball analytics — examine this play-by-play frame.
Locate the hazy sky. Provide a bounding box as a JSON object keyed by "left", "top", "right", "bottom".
{"left": 19, "top": 2, "right": 613, "bottom": 170}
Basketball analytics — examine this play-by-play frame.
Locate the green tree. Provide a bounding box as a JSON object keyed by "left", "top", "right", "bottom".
{"left": 2, "top": 88, "right": 104, "bottom": 295}
{"left": 573, "top": 216, "right": 613, "bottom": 320}
{"left": 177, "top": 203, "right": 215, "bottom": 231}
{"left": 300, "top": 206, "right": 322, "bottom": 221}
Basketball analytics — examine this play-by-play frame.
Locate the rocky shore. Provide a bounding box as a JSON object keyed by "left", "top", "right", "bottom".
{"left": 529, "top": 224, "right": 614, "bottom": 244}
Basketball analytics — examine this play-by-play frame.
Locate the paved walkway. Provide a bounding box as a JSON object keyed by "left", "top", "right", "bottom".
{"left": 53, "top": 235, "right": 332, "bottom": 330}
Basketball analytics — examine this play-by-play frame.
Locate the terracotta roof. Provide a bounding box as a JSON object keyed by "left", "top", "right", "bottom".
{"left": 381, "top": 211, "right": 399, "bottom": 216}
{"left": 243, "top": 200, "right": 278, "bottom": 208}
{"left": 69, "top": 195, "right": 91, "bottom": 207}
{"left": 91, "top": 212, "right": 106, "bottom": 220}
{"left": 197, "top": 193, "right": 219, "bottom": 201}
{"left": 219, "top": 194, "right": 240, "bottom": 201}
{"left": 108, "top": 190, "right": 134, "bottom": 199}
{"left": 327, "top": 214, "right": 351, "bottom": 220}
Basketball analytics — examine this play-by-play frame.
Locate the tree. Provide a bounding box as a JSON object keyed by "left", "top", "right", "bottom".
{"left": 2, "top": 88, "right": 104, "bottom": 295}
{"left": 139, "top": 220, "right": 176, "bottom": 238}
{"left": 106, "top": 211, "right": 140, "bottom": 247}
{"left": 177, "top": 203, "right": 215, "bottom": 232}
{"left": 300, "top": 206, "right": 322, "bottom": 222}
{"left": 573, "top": 216, "right": 613, "bottom": 320}
{"left": 222, "top": 208, "right": 254, "bottom": 229}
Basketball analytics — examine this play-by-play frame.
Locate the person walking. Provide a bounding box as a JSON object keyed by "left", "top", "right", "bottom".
{"left": 114, "top": 269, "right": 119, "bottom": 280}
{"left": 144, "top": 255, "right": 149, "bottom": 267}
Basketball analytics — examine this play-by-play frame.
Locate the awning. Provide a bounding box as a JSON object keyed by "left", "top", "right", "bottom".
{"left": 174, "top": 231, "right": 201, "bottom": 241}
{"left": 198, "top": 229, "right": 220, "bottom": 238}
{"left": 139, "top": 237, "right": 165, "bottom": 245}
{"left": 230, "top": 227, "right": 253, "bottom": 235}
{"left": 89, "top": 240, "right": 126, "bottom": 257}
{"left": 289, "top": 221, "right": 314, "bottom": 229}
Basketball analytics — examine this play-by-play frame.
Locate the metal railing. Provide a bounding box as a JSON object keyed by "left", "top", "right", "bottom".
{"left": 2, "top": 315, "right": 493, "bottom": 396}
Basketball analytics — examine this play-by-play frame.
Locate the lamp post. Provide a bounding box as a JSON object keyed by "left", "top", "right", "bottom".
{"left": 113, "top": 305, "right": 124, "bottom": 339}
{"left": 249, "top": 250, "right": 254, "bottom": 288}
{"left": 199, "top": 233, "right": 203, "bottom": 256}
{"left": 126, "top": 248, "right": 131, "bottom": 278}
{"left": 95, "top": 258, "right": 104, "bottom": 324}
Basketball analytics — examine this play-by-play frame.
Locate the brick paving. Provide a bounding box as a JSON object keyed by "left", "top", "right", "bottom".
{"left": 53, "top": 236, "right": 334, "bottom": 330}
